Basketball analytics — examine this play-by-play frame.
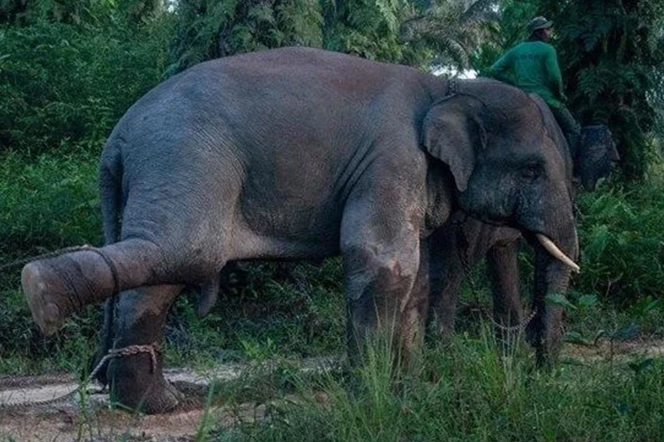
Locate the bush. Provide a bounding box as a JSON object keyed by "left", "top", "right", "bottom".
{"left": 574, "top": 164, "right": 664, "bottom": 306}
{"left": 0, "top": 17, "right": 172, "bottom": 155}
{"left": 0, "top": 150, "right": 102, "bottom": 258}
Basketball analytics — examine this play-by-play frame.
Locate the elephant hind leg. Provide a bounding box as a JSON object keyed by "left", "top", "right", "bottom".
{"left": 107, "top": 284, "right": 185, "bottom": 413}
{"left": 22, "top": 238, "right": 224, "bottom": 336}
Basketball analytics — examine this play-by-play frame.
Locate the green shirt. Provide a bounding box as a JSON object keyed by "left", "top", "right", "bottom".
{"left": 489, "top": 40, "right": 566, "bottom": 109}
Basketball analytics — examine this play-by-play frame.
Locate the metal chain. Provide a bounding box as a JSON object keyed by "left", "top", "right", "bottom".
{"left": 0, "top": 245, "right": 92, "bottom": 272}
{"left": 0, "top": 343, "right": 161, "bottom": 409}
{"left": 490, "top": 308, "right": 538, "bottom": 333}
{"left": 448, "top": 76, "right": 459, "bottom": 96}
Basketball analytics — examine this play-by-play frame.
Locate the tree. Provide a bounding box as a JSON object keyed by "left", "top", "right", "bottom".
{"left": 320, "top": 0, "right": 409, "bottom": 62}
{"left": 0, "top": 0, "right": 174, "bottom": 154}
{"left": 401, "top": 0, "right": 500, "bottom": 70}
{"left": 169, "top": 0, "right": 323, "bottom": 72}
{"left": 516, "top": 0, "right": 664, "bottom": 180}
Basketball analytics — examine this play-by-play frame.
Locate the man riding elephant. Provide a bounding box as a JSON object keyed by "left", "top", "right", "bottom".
{"left": 489, "top": 16, "right": 581, "bottom": 158}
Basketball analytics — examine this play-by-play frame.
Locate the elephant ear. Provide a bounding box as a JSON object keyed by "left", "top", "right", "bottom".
{"left": 422, "top": 96, "right": 486, "bottom": 192}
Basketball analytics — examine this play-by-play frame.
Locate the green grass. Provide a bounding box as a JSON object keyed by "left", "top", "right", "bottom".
{"left": 211, "top": 330, "right": 664, "bottom": 442}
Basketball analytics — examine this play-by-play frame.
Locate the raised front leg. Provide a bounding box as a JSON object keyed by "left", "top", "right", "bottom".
{"left": 106, "top": 284, "right": 184, "bottom": 413}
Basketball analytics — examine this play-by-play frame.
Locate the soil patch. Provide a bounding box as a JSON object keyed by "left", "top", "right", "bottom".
{"left": 0, "top": 357, "right": 334, "bottom": 441}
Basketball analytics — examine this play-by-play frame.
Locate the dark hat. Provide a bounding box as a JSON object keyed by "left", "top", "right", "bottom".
{"left": 528, "top": 16, "right": 553, "bottom": 32}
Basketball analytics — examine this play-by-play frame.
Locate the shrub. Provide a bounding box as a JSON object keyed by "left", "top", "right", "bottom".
{"left": 0, "top": 150, "right": 102, "bottom": 258}
{"left": 574, "top": 164, "right": 664, "bottom": 306}
{"left": 0, "top": 17, "right": 172, "bottom": 155}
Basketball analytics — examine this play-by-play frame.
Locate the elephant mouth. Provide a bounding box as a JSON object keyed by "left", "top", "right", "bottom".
{"left": 535, "top": 233, "right": 580, "bottom": 273}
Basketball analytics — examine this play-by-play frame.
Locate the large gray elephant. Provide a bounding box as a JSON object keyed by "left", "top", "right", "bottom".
{"left": 21, "top": 47, "right": 579, "bottom": 413}
{"left": 428, "top": 124, "right": 617, "bottom": 363}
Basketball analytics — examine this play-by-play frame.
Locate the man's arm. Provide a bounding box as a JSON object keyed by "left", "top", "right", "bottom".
{"left": 544, "top": 46, "right": 566, "bottom": 101}
{"left": 488, "top": 50, "right": 513, "bottom": 83}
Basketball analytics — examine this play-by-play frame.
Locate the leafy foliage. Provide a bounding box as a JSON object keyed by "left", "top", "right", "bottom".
{"left": 533, "top": 0, "right": 664, "bottom": 180}
{"left": 0, "top": 151, "right": 101, "bottom": 256}
{"left": 574, "top": 165, "right": 664, "bottom": 305}
{"left": 402, "top": 0, "right": 500, "bottom": 70}
{"left": 169, "top": 0, "right": 324, "bottom": 72}
{"left": 0, "top": 5, "right": 174, "bottom": 155}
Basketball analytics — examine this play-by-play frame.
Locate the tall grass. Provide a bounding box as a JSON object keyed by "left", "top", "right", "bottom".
{"left": 216, "top": 330, "right": 664, "bottom": 442}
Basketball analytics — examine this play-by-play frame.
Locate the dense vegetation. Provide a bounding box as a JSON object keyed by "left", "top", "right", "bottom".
{"left": 1, "top": 0, "right": 663, "bottom": 439}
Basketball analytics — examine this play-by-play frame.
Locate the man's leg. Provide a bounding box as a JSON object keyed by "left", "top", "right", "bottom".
{"left": 551, "top": 105, "right": 581, "bottom": 159}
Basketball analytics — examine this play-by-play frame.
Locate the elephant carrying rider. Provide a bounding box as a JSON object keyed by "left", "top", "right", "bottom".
{"left": 488, "top": 16, "right": 581, "bottom": 158}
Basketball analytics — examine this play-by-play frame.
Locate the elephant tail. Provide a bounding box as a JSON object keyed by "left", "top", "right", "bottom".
{"left": 99, "top": 139, "right": 124, "bottom": 244}
{"left": 98, "top": 138, "right": 124, "bottom": 364}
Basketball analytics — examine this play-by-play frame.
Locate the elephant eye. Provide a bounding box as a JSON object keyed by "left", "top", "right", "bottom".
{"left": 521, "top": 161, "right": 543, "bottom": 181}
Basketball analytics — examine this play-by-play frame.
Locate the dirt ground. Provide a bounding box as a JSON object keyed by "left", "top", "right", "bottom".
{"left": 0, "top": 368, "right": 244, "bottom": 442}
{"left": 0, "top": 342, "right": 662, "bottom": 442}
{"left": 0, "top": 357, "right": 335, "bottom": 442}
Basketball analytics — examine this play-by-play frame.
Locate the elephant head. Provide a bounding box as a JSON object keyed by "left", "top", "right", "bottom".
{"left": 576, "top": 125, "right": 619, "bottom": 191}
{"left": 422, "top": 80, "right": 579, "bottom": 273}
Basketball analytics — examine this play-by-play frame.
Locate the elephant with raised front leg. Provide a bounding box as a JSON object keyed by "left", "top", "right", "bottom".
{"left": 428, "top": 122, "right": 617, "bottom": 363}
{"left": 21, "top": 47, "right": 580, "bottom": 413}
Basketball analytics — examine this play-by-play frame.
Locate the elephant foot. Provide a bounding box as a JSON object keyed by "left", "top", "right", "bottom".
{"left": 21, "top": 251, "right": 116, "bottom": 336}
{"left": 22, "top": 260, "right": 76, "bottom": 336}
{"left": 107, "top": 350, "right": 183, "bottom": 414}
{"left": 115, "top": 377, "right": 183, "bottom": 414}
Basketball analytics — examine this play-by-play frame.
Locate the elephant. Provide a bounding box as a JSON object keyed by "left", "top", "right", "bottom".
{"left": 428, "top": 124, "right": 617, "bottom": 361}
{"left": 20, "top": 47, "right": 580, "bottom": 413}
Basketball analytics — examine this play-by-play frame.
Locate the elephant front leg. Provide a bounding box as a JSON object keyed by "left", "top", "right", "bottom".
{"left": 486, "top": 240, "right": 523, "bottom": 349}
{"left": 105, "top": 284, "right": 184, "bottom": 413}
{"left": 341, "top": 218, "right": 421, "bottom": 367}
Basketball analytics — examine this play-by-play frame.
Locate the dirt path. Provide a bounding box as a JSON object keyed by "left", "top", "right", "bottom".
{"left": 1, "top": 341, "right": 663, "bottom": 442}
{"left": 0, "top": 358, "right": 334, "bottom": 442}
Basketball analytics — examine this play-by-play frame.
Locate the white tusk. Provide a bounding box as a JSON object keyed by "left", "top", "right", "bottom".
{"left": 535, "top": 234, "right": 580, "bottom": 273}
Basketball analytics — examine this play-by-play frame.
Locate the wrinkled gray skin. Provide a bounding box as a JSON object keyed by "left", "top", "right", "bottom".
{"left": 21, "top": 47, "right": 579, "bottom": 413}
{"left": 428, "top": 124, "right": 617, "bottom": 363}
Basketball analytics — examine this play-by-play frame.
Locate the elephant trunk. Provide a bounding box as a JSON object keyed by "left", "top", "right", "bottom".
{"left": 529, "top": 229, "right": 578, "bottom": 365}
{"left": 21, "top": 239, "right": 163, "bottom": 336}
